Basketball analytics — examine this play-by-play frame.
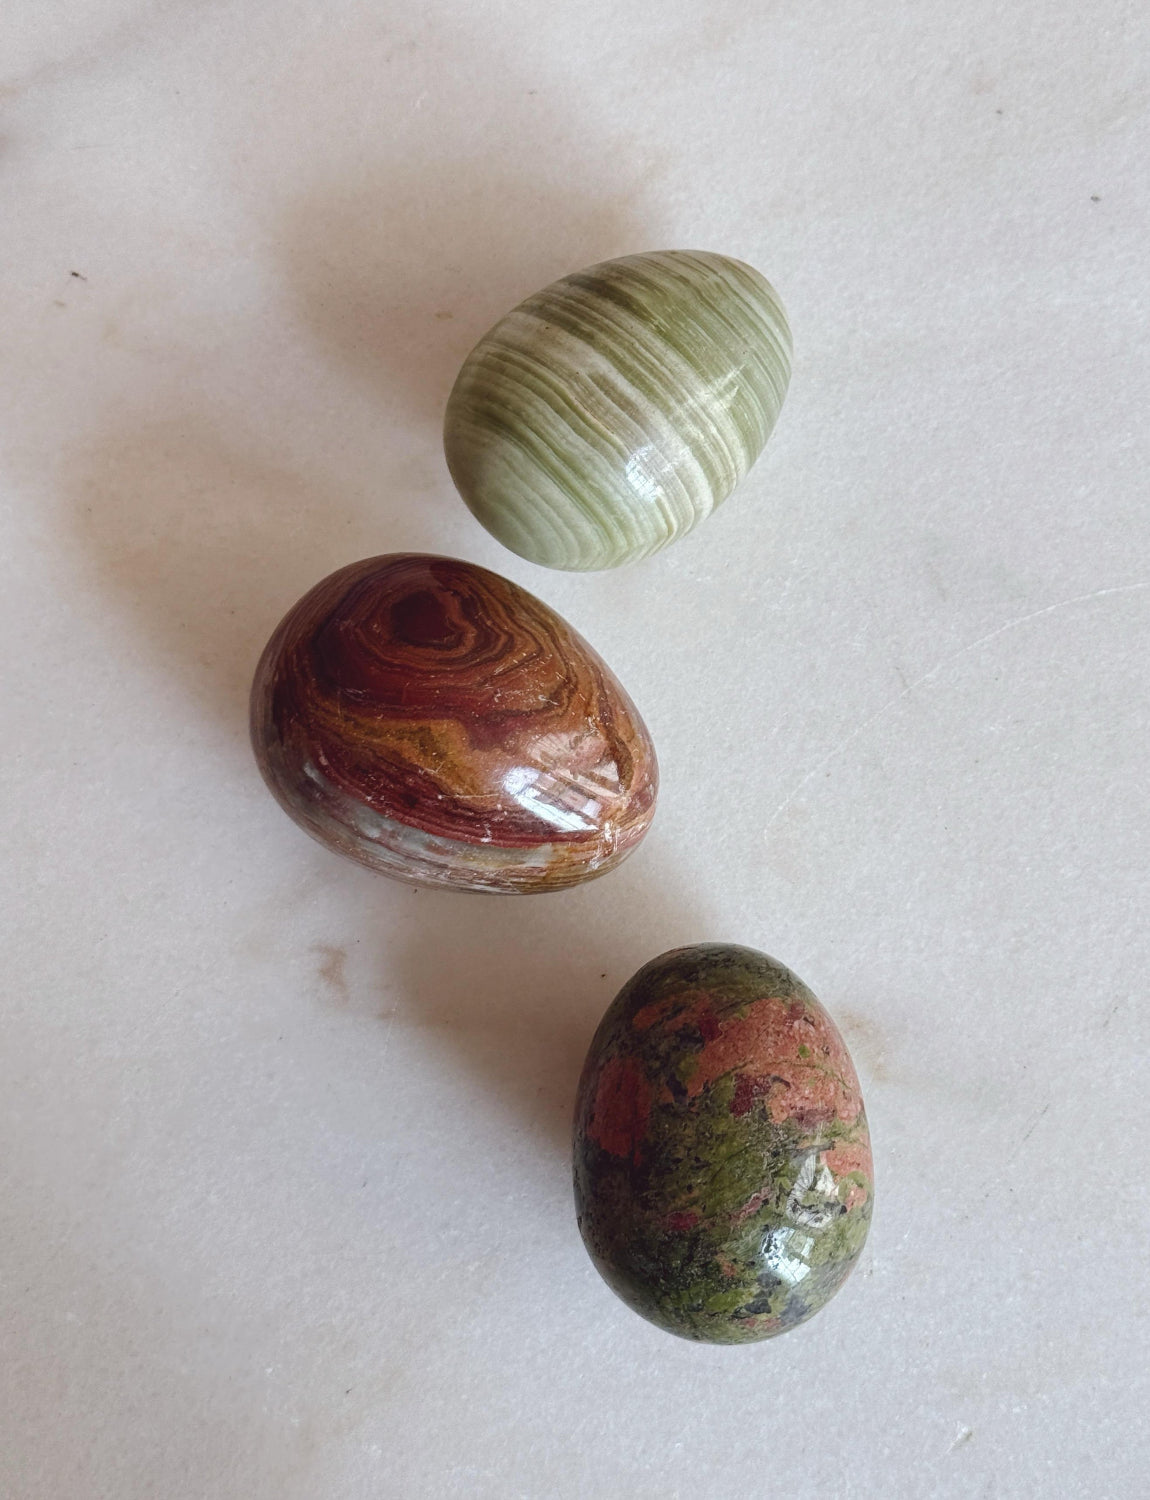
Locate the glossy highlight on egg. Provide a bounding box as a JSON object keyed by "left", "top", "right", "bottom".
{"left": 444, "top": 250, "right": 792, "bottom": 571}
{"left": 573, "top": 944, "right": 873, "bottom": 1342}
{"left": 250, "top": 554, "right": 658, "bottom": 893}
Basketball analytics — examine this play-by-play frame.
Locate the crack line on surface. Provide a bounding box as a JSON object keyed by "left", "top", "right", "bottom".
{"left": 377, "top": 999, "right": 400, "bottom": 1066}
{"left": 1013, "top": 1100, "right": 1050, "bottom": 1156}
{"left": 765, "top": 581, "right": 1150, "bottom": 830}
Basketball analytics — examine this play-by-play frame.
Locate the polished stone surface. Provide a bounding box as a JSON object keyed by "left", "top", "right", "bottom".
{"left": 252, "top": 554, "right": 657, "bottom": 892}
{"left": 4, "top": 1, "right": 1150, "bottom": 1496}
{"left": 444, "top": 251, "right": 791, "bottom": 570}
{"left": 574, "top": 945, "right": 872, "bottom": 1342}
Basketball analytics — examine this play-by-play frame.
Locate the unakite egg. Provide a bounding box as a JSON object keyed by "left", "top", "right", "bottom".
{"left": 573, "top": 944, "right": 873, "bottom": 1343}
{"left": 444, "top": 251, "right": 791, "bottom": 571}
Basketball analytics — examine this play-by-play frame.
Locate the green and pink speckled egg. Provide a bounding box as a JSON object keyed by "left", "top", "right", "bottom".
{"left": 573, "top": 944, "right": 873, "bottom": 1343}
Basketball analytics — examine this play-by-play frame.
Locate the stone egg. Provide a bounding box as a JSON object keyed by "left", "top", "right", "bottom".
{"left": 573, "top": 944, "right": 873, "bottom": 1342}
{"left": 444, "top": 250, "right": 791, "bottom": 571}
{"left": 250, "top": 554, "right": 657, "bottom": 893}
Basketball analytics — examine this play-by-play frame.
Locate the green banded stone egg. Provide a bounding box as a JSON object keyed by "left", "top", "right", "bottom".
{"left": 444, "top": 251, "right": 792, "bottom": 571}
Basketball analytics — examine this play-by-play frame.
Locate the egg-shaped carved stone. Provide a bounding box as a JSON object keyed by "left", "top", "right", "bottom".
{"left": 443, "top": 250, "right": 792, "bottom": 571}
{"left": 573, "top": 945, "right": 873, "bottom": 1343}
{"left": 250, "top": 555, "right": 658, "bottom": 893}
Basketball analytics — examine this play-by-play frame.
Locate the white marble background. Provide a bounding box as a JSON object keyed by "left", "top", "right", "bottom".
{"left": 2, "top": 2, "right": 1148, "bottom": 1496}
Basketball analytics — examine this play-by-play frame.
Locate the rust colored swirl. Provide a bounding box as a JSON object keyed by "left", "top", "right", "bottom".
{"left": 250, "top": 554, "right": 658, "bottom": 892}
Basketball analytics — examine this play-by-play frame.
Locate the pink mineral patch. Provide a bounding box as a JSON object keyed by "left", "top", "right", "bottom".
{"left": 665, "top": 1210, "right": 701, "bottom": 1232}
{"left": 730, "top": 1072, "right": 780, "bottom": 1117}
{"left": 586, "top": 1056, "right": 651, "bottom": 1162}
{"left": 663, "top": 995, "right": 866, "bottom": 1131}
{"left": 733, "top": 1186, "right": 773, "bottom": 1224}
{"left": 823, "top": 1138, "right": 873, "bottom": 1209}
{"left": 823, "top": 1139, "right": 872, "bottom": 1178}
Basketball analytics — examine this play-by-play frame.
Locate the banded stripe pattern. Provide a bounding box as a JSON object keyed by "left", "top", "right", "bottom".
{"left": 444, "top": 251, "right": 792, "bottom": 571}
{"left": 250, "top": 554, "right": 658, "bottom": 893}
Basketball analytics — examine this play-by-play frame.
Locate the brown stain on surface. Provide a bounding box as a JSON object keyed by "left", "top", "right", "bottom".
{"left": 313, "top": 944, "right": 349, "bottom": 1002}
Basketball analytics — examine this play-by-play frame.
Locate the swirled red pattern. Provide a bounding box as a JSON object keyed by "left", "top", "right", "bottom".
{"left": 250, "top": 555, "right": 658, "bottom": 892}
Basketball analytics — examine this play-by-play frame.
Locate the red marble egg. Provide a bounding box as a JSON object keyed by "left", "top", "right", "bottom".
{"left": 250, "top": 554, "right": 658, "bottom": 893}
